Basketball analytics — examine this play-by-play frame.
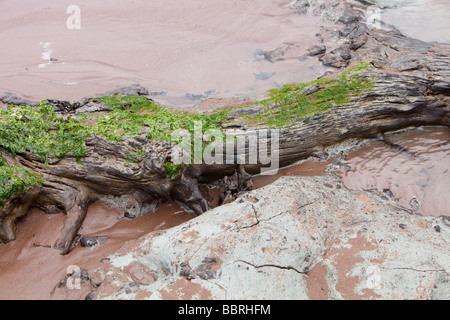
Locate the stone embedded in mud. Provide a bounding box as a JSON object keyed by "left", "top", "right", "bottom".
{"left": 349, "top": 35, "right": 368, "bottom": 50}
{"left": 80, "top": 236, "right": 109, "bottom": 248}
{"left": 409, "top": 197, "right": 420, "bottom": 212}
{"left": 340, "top": 23, "right": 358, "bottom": 38}
{"left": 100, "top": 85, "right": 149, "bottom": 98}
{"left": 335, "top": 9, "right": 359, "bottom": 26}
{"left": 85, "top": 292, "right": 95, "bottom": 300}
{"left": 320, "top": 46, "right": 352, "bottom": 68}
{"left": 0, "top": 92, "right": 33, "bottom": 106}
{"left": 39, "top": 205, "right": 62, "bottom": 215}
{"left": 356, "top": 0, "right": 417, "bottom": 9}
{"left": 290, "top": 0, "right": 312, "bottom": 15}
{"left": 308, "top": 45, "right": 326, "bottom": 56}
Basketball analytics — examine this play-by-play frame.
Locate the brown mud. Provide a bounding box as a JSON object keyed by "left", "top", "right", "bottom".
{"left": 252, "top": 159, "right": 330, "bottom": 189}
{"left": 0, "top": 0, "right": 331, "bottom": 107}
{"left": 0, "top": 200, "right": 193, "bottom": 300}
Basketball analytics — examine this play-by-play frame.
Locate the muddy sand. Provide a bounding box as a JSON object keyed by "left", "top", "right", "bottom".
{"left": 0, "top": 0, "right": 332, "bottom": 107}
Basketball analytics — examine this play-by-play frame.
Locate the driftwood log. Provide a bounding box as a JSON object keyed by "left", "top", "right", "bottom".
{"left": 0, "top": 3, "right": 449, "bottom": 255}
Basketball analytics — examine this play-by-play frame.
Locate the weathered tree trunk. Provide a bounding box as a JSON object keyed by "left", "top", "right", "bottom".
{"left": 1, "top": 4, "right": 449, "bottom": 254}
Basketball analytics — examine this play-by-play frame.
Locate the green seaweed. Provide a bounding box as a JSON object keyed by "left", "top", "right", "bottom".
{"left": 94, "top": 95, "right": 229, "bottom": 143}
{"left": 0, "top": 155, "right": 42, "bottom": 207}
{"left": 0, "top": 61, "right": 374, "bottom": 205}
{"left": 164, "top": 162, "right": 181, "bottom": 180}
{"left": 0, "top": 102, "right": 92, "bottom": 163}
{"left": 238, "top": 61, "right": 374, "bottom": 127}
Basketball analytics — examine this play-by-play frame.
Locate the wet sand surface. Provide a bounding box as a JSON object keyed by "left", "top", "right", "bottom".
{"left": 381, "top": 0, "right": 450, "bottom": 44}
{"left": 342, "top": 127, "right": 450, "bottom": 217}
{"left": 0, "top": 200, "right": 193, "bottom": 300}
{"left": 0, "top": 0, "right": 330, "bottom": 108}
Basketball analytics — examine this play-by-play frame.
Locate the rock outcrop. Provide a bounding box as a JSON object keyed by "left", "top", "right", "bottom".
{"left": 77, "top": 175, "right": 449, "bottom": 300}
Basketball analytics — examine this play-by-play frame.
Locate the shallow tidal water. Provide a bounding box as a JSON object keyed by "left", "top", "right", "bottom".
{"left": 343, "top": 127, "right": 450, "bottom": 218}
{"left": 0, "top": 0, "right": 331, "bottom": 107}
{"left": 381, "top": 0, "right": 450, "bottom": 44}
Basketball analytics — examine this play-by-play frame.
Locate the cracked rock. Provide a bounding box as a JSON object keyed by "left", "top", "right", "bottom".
{"left": 89, "top": 175, "right": 450, "bottom": 300}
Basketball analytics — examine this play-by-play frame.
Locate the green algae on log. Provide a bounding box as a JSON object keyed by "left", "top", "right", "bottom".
{"left": 235, "top": 61, "right": 374, "bottom": 128}
{"left": 0, "top": 63, "right": 371, "bottom": 210}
